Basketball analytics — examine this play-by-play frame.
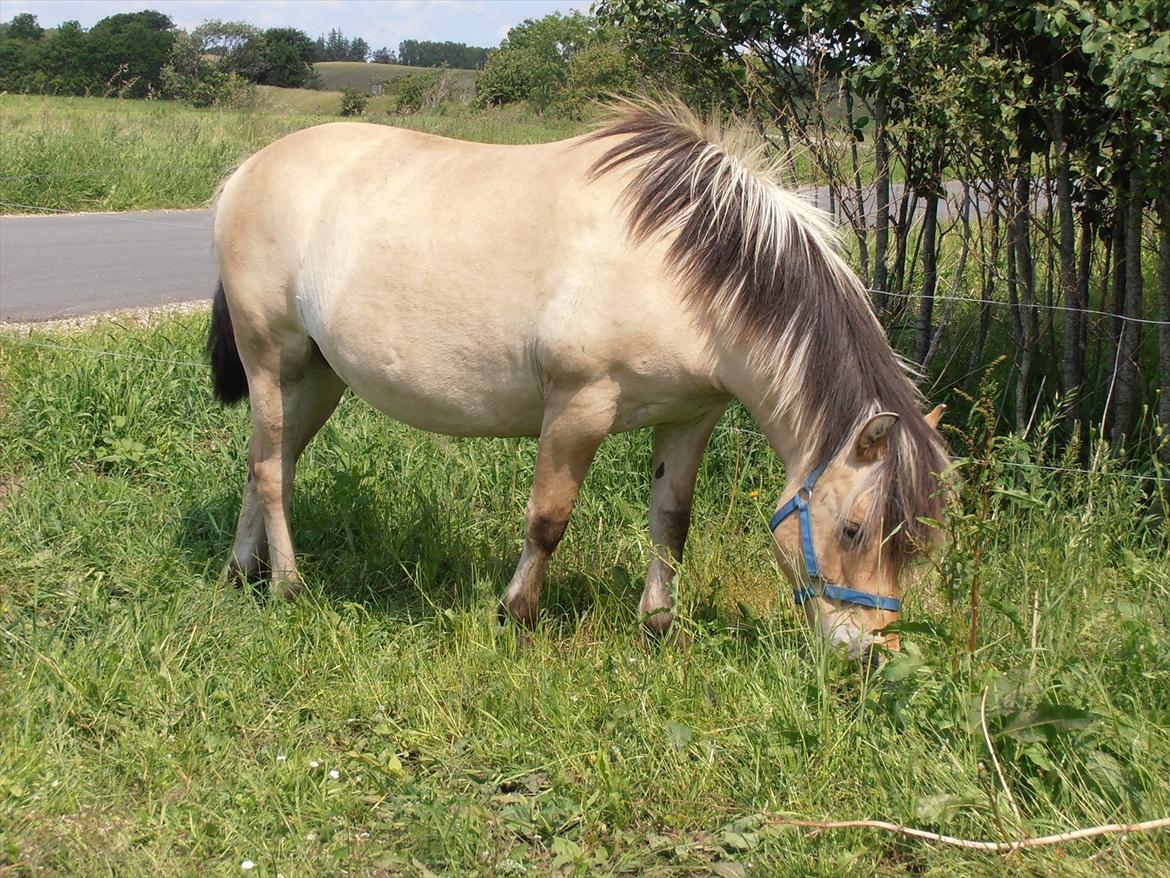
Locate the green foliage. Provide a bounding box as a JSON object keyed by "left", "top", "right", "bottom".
{"left": 339, "top": 87, "right": 369, "bottom": 117}
{"left": 477, "top": 11, "right": 635, "bottom": 114}
{"left": 0, "top": 9, "right": 176, "bottom": 98}
{"left": 397, "top": 38, "right": 488, "bottom": 70}
{"left": 0, "top": 313, "right": 1166, "bottom": 874}
{"left": 314, "top": 28, "right": 370, "bottom": 63}
{"left": 379, "top": 69, "right": 463, "bottom": 114}
{"left": 159, "top": 31, "right": 255, "bottom": 108}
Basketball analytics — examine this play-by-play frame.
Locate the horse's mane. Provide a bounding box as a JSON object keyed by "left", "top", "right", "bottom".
{"left": 586, "top": 98, "right": 949, "bottom": 574}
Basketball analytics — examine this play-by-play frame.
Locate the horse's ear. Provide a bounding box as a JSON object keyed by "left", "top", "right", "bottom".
{"left": 924, "top": 403, "right": 946, "bottom": 429}
{"left": 851, "top": 412, "right": 899, "bottom": 463}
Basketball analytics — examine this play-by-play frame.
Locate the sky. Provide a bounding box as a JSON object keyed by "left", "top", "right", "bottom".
{"left": 0, "top": 0, "right": 593, "bottom": 50}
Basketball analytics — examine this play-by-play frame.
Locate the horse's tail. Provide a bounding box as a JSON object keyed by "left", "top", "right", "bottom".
{"left": 208, "top": 279, "right": 248, "bottom": 405}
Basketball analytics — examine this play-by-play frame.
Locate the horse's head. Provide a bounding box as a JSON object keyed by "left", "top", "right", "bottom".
{"left": 770, "top": 404, "right": 947, "bottom": 665}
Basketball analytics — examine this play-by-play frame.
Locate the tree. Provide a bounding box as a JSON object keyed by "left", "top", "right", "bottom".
{"left": 397, "top": 39, "right": 488, "bottom": 69}
{"left": 192, "top": 19, "right": 258, "bottom": 56}
{"left": 371, "top": 46, "right": 396, "bottom": 64}
{"left": 261, "top": 27, "right": 316, "bottom": 87}
{"left": 477, "top": 11, "right": 627, "bottom": 110}
{"left": 5, "top": 12, "right": 43, "bottom": 41}
{"left": 85, "top": 10, "right": 176, "bottom": 96}
{"left": 600, "top": 0, "right": 1169, "bottom": 442}
{"left": 348, "top": 36, "right": 370, "bottom": 62}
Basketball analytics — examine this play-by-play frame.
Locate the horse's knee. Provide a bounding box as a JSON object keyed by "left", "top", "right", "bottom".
{"left": 527, "top": 511, "right": 569, "bottom": 554}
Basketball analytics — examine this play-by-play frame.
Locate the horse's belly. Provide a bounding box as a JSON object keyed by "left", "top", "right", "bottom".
{"left": 315, "top": 328, "right": 545, "bottom": 437}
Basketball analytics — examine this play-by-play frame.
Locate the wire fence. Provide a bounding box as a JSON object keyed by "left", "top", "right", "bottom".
{"left": 2, "top": 200, "right": 1165, "bottom": 327}
{"left": 2, "top": 332, "right": 1166, "bottom": 487}
{"left": 2, "top": 195, "right": 1167, "bottom": 486}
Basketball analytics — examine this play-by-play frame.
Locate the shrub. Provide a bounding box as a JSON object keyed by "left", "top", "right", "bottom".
{"left": 339, "top": 87, "right": 369, "bottom": 116}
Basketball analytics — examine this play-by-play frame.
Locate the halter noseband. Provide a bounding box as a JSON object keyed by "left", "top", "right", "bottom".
{"left": 769, "top": 463, "right": 901, "bottom": 614}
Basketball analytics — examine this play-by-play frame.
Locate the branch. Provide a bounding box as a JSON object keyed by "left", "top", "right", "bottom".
{"left": 762, "top": 815, "right": 1170, "bottom": 852}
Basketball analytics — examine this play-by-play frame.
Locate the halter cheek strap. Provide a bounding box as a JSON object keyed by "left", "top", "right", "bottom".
{"left": 769, "top": 463, "right": 902, "bottom": 614}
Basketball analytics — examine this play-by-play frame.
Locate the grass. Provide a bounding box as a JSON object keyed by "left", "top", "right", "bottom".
{"left": 0, "top": 313, "right": 1167, "bottom": 875}
{"left": 0, "top": 95, "right": 585, "bottom": 215}
{"left": 313, "top": 61, "right": 479, "bottom": 96}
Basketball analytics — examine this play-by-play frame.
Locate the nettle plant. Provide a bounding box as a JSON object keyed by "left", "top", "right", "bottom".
{"left": 874, "top": 380, "right": 1167, "bottom": 825}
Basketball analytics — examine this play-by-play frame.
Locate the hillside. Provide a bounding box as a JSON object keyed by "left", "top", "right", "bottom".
{"left": 314, "top": 61, "right": 478, "bottom": 95}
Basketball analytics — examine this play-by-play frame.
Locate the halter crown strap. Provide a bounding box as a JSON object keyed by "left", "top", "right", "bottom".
{"left": 769, "top": 463, "right": 902, "bottom": 614}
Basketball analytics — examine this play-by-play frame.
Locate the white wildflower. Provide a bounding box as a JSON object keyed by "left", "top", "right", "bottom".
{"left": 241, "top": 860, "right": 256, "bottom": 871}
{"left": 329, "top": 769, "right": 340, "bottom": 780}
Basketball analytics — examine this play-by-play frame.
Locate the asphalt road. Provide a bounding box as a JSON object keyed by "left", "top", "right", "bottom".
{"left": 0, "top": 181, "right": 994, "bottom": 323}
{"left": 0, "top": 209, "right": 217, "bottom": 322}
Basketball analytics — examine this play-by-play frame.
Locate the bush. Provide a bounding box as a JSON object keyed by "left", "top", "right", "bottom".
{"left": 160, "top": 32, "right": 255, "bottom": 108}
{"left": 339, "top": 87, "right": 369, "bottom": 116}
{"left": 378, "top": 70, "right": 464, "bottom": 114}
{"left": 475, "top": 11, "right": 635, "bottom": 114}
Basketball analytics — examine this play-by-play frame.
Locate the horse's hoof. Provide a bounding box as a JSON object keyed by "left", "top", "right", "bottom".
{"left": 271, "top": 575, "right": 304, "bottom": 602}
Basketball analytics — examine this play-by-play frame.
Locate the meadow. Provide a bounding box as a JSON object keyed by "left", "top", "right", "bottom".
{"left": 0, "top": 310, "right": 1167, "bottom": 876}
{"left": 1, "top": 90, "right": 1168, "bottom": 875}
{"left": 0, "top": 94, "right": 584, "bottom": 215}
{"left": 313, "top": 61, "right": 479, "bottom": 99}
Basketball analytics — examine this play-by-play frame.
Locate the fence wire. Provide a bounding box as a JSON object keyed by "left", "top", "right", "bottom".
{"left": 2, "top": 332, "right": 1165, "bottom": 486}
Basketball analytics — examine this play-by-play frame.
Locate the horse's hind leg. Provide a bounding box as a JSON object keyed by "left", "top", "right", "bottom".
{"left": 640, "top": 408, "right": 725, "bottom": 635}
{"left": 501, "top": 387, "right": 614, "bottom": 626}
{"left": 240, "top": 350, "right": 344, "bottom": 599}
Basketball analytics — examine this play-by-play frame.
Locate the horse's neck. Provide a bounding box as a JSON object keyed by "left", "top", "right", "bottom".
{"left": 717, "top": 344, "right": 813, "bottom": 478}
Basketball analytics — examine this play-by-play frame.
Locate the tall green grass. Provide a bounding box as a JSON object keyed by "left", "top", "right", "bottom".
{"left": 0, "top": 316, "right": 1166, "bottom": 875}
{"left": 0, "top": 96, "right": 585, "bottom": 215}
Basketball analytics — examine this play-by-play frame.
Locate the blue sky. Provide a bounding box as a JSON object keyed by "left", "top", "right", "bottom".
{"left": 0, "top": 1, "right": 593, "bottom": 50}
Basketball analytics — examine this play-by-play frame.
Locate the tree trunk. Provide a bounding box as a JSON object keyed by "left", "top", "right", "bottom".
{"left": 916, "top": 191, "right": 940, "bottom": 364}
{"left": 873, "top": 99, "right": 890, "bottom": 313}
{"left": 968, "top": 185, "right": 1000, "bottom": 376}
{"left": 1159, "top": 193, "right": 1170, "bottom": 464}
{"left": 1055, "top": 98, "right": 1082, "bottom": 401}
{"left": 1012, "top": 173, "right": 1038, "bottom": 431}
{"left": 844, "top": 81, "right": 870, "bottom": 288}
{"left": 1111, "top": 175, "right": 1144, "bottom": 446}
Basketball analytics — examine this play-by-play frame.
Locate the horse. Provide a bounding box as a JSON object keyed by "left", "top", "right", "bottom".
{"left": 207, "top": 99, "right": 949, "bottom": 661}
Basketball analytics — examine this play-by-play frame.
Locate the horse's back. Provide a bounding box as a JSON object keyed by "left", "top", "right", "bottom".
{"left": 213, "top": 122, "right": 718, "bottom": 436}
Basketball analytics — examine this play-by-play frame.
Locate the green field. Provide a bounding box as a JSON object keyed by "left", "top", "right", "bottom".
{"left": 314, "top": 61, "right": 479, "bottom": 97}
{"left": 0, "top": 314, "right": 1167, "bottom": 875}
{"left": 0, "top": 95, "right": 583, "bottom": 215}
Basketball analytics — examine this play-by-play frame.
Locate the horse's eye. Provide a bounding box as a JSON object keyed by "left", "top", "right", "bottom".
{"left": 842, "top": 522, "right": 862, "bottom": 544}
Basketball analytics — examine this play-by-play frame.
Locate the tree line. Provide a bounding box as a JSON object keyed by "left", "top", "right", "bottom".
{"left": 600, "top": 0, "right": 1169, "bottom": 457}
{"left": 0, "top": 12, "right": 491, "bottom": 100}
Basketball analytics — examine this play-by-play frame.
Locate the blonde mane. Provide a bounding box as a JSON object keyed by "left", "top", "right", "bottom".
{"left": 587, "top": 98, "right": 949, "bottom": 571}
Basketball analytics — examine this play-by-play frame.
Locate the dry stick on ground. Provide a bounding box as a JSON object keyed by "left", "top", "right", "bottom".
{"left": 760, "top": 815, "right": 1170, "bottom": 852}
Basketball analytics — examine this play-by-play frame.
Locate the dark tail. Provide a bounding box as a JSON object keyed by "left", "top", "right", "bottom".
{"left": 208, "top": 279, "right": 248, "bottom": 405}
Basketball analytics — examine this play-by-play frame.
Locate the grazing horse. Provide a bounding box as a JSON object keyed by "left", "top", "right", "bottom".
{"left": 208, "top": 99, "right": 949, "bottom": 660}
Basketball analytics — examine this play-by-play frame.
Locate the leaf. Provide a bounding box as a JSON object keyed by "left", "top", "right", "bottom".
{"left": 880, "top": 649, "right": 925, "bottom": 682}
{"left": 665, "top": 721, "right": 693, "bottom": 751}
{"left": 1001, "top": 703, "right": 1094, "bottom": 743}
{"left": 551, "top": 836, "right": 583, "bottom": 869}
{"left": 915, "top": 793, "right": 978, "bottom": 822}
{"left": 711, "top": 863, "right": 747, "bottom": 878}
{"left": 992, "top": 486, "right": 1044, "bottom": 508}
{"left": 384, "top": 752, "right": 404, "bottom": 776}
{"left": 721, "top": 829, "right": 759, "bottom": 850}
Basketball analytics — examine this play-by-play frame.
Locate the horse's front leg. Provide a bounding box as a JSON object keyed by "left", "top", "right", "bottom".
{"left": 640, "top": 408, "right": 726, "bottom": 635}
{"left": 500, "top": 386, "right": 614, "bottom": 627}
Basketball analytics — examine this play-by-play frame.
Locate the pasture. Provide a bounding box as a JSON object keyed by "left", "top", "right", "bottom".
{"left": 1, "top": 311, "right": 1167, "bottom": 876}
{"left": 313, "top": 61, "right": 479, "bottom": 97}
{"left": 0, "top": 95, "right": 583, "bottom": 215}
{"left": 1, "top": 89, "right": 1168, "bottom": 876}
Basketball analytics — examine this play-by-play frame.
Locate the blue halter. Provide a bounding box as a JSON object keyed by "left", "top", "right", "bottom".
{"left": 769, "top": 463, "right": 902, "bottom": 613}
